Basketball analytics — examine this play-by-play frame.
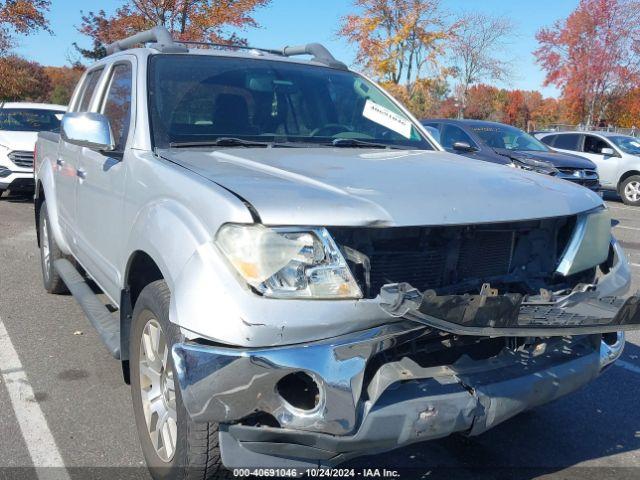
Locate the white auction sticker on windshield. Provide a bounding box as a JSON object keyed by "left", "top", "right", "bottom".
{"left": 362, "top": 99, "right": 412, "bottom": 139}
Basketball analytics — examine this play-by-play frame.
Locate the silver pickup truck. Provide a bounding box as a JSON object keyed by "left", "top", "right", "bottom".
{"left": 34, "top": 26, "right": 640, "bottom": 479}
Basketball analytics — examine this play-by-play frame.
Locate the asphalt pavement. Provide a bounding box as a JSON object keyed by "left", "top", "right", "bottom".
{"left": 0, "top": 191, "right": 639, "bottom": 480}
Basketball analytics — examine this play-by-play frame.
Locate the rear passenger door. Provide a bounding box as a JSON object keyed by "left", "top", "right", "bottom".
{"left": 56, "top": 67, "right": 104, "bottom": 245}
{"left": 547, "top": 133, "right": 583, "bottom": 154}
{"left": 74, "top": 60, "right": 134, "bottom": 300}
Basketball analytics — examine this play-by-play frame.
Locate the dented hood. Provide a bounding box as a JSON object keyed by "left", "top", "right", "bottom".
{"left": 159, "top": 147, "right": 604, "bottom": 227}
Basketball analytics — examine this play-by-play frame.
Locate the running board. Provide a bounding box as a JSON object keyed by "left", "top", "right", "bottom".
{"left": 54, "top": 259, "right": 121, "bottom": 359}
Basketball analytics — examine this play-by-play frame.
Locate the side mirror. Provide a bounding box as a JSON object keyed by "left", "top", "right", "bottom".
{"left": 452, "top": 141, "right": 476, "bottom": 152}
{"left": 600, "top": 147, "right": 615, "bottom": 156}
{"left": 61, "top": 112, "right": 115, "bottom": 151}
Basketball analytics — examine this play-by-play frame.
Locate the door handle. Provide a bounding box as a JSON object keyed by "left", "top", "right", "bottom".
{"left": 56, "top": 158, "right": 64, "bottom": 167}
{"left": 76, "top": 168, "right": 87, "bottom": 179}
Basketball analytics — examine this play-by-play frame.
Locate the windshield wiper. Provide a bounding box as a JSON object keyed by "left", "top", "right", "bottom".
{"left": 331, "top": 138, "right": 401, "bottom": 149}
{"left": 169, "top": 137, "right": 272, "bottom": 148}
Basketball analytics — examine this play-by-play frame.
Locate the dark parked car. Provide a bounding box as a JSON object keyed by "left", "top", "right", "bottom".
{"left": 422, "top": 119, "right": 600, "bottom": 191}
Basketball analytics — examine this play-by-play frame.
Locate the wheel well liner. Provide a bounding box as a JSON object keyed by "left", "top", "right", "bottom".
{"left": 120, "top": 251, "right": 164, "bottom": 383}
{"left": 34, "top": 181, "right": 45, "bottom": 247}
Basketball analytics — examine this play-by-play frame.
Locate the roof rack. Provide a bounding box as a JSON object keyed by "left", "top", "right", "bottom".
{"left": 281, "top": 43, "right": 347, "bottom": 70}
{"left": 105, "top": 26, "right": 188, "bottom": 55}
{"left": 104, "top": 26, "right": 348, "bottom": 70}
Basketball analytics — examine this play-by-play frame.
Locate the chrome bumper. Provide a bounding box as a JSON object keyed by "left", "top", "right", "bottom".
{"left": 172, "top": 330, "right": 624, "bottom": 468}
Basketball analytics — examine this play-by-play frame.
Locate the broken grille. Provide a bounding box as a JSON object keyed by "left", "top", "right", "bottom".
{"left": 330, "top": 216, "right": 575, "bottom": 298}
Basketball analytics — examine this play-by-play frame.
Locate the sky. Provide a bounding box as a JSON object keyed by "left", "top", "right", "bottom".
{"left": 14, "top": 0, "right": 578, "bottom": 97}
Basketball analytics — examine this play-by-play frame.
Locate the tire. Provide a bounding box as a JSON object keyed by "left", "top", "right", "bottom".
{"left": 619, "top": 175, "right": 640, "bottom": 206}
{"left": 130, "top": 280, "right": 227, "bottom": 480}
{"left": 39, "top": 202, "right": 68, "bottom": 294}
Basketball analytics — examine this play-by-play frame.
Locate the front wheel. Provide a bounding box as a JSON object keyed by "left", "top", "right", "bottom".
{"left": 620, "top": 175, "right": 640, "bottom": 206}
{"left": 130, "top": 280, "right": 226, "bottom": 480}
{"left": 39, "top": 201, "right": 68, "bottom": 294}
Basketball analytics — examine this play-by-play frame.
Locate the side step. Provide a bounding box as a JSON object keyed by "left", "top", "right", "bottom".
{"left": 54, "top": 259, "right": 121, "bottom": 359}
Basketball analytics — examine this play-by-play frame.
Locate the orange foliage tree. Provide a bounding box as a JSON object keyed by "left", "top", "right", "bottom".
{"left": 339, "top": 0, "right": 457, "bottom": 114}
{"left": 0, "top": 0, "right": 50, "bottom": 53}
{"left": 44, "top": 64, "right": 85, "bottom": 105}
{"left": 535, "top": 0, "right": 640, "bottom": 126}
{"left": 0, "top": 55, "right": 50, "bottom": 101}
{"left": 77, "top": 0, "right": 271, "bottom": 59}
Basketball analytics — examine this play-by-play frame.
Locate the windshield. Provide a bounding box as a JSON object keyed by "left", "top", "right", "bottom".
{"left": 0, "top": 108, "right": 64, "bottom": 132}
{"left": 470, "top": 124, "right": 549, "bottom": 152}
{"left": 608, "top": 135, "right": 640, "bottom": 155}
{"left": 148, "top": 55, "right": 432, "bottom": 150}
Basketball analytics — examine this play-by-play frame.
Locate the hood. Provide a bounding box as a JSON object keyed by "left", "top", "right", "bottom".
{"left": 0, "top": 131, "right": 38, "bottom": 151}
{"left": 160, "top": 147, "right": 603, "bottom": 227}
{"left": 494, "top": 148, "right": 597, "bottom": 169}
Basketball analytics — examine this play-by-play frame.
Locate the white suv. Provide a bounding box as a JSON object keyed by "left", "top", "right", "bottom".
{"left": 0, "top": 102, "right": 66, "bottom": 195}
{"left": 536, "top": 130, "right": 640, "bottom": 206}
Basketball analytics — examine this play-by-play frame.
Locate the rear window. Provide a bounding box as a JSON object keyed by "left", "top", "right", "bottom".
{"left": 0, "top": 108, "right": 64, "bottom": 132}
{"left": 539, "top": 134, "right": 556, "bottom": 146}
{"left": 552, "top": 134, "right": 581, "bottom": 151}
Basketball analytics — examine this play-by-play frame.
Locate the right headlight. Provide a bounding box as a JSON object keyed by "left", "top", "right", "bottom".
{"left": 215, "top": 224, "right": 362, "bottom": 299}
{"left": 556, "top": 207, "right": 612, "bottom": 276}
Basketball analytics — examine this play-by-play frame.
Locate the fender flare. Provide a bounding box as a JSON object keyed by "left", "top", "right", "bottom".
{"left": 37, "top": 159, "right": 72, "bottom": 254}
{"left": 123, "top": 198, "right": 213, "bottom": 293}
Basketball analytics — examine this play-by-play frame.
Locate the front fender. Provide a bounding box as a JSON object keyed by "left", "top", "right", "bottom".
{"left": 124, "top": 198, "right": 214, "bottom": 293}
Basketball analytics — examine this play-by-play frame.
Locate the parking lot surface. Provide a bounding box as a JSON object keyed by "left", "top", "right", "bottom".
{"left": 0, "top": 192, "right": 639, "bottom": 480}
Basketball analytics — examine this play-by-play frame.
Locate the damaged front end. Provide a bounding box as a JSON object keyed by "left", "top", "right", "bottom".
{"left": 171, "top": 207, "right": 638, "bottom": 468}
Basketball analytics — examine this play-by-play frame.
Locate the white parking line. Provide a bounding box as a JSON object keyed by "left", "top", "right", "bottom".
{"left": 0, "top": 316, "right": 70, "bottom": 480}
{"left": 615, "top": 360, "right": 640, "bottom": 375}
{"left": 615, "top": 225, "right": 640, "bottom": 232}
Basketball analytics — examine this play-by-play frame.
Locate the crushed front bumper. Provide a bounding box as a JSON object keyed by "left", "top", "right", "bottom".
{"left": 173, "top": 331, "right": 624, "bottom": 468}
{"left": 171, "top": 238, "right": 634, "bottom": 468}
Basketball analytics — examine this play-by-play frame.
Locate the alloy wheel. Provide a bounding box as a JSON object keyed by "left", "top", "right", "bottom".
{"left": 624, "top": 180, "right": 640, "bottom": 203}
{"left": 139, "top": 318, "right": 177, "bottom": 462}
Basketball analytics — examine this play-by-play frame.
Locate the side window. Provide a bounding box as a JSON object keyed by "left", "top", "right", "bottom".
{"left": 540, "top": 134, "right": 556, "bottom": 146}
{"left": 76, "top": 68, "right": 104, "bottom": 112}
{"left": 553, "top": 134, "right": 580, "bottom": 151}
{"left": 101, "top": 63, "right": 133, "bottom": 152}
{"left": 440, "top": 124, "right": 475, "bottom": 150}
{"left": 583, "top": 135, "right": 609, "bottom": 154}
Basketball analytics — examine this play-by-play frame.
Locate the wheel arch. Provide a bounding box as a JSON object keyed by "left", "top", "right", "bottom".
{"left": 618, "top": 170, "right": 640, "bottom": 192}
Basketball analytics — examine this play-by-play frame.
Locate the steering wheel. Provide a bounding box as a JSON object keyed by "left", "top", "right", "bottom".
{"left": 310, "top": 124, "right": 352, "bottom": 137}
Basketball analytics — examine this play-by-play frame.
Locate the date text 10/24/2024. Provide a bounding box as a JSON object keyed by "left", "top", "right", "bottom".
{"left": 232, "top": 468, "right": 401, "bottom": 477}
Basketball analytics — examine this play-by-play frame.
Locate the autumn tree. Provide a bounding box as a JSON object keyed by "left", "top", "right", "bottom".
{"left": 339, "top": 0, "right": 457, "bottom": 113}
{"left": 77, "top": 0, "right": 271, "bottom": 59}
{"left": 44, "top": 64, "right": 85, "bottom": 105}
{"left": 463, "top": 84, "right": 500, "bottom": 120}
{"left": 0, "top": 55, "right": 50, "bottom": 101}
{"left": 535, "top": 0, "right": 640, "bottom": 126}
{"left": 450, "top": 13, "right": 513, "bottom": 118}
{"left": 530, "top": 97, "right": 561, "bottom": 128}
{"left": 0, "top": 0, "right": 50, "bottom": 53}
